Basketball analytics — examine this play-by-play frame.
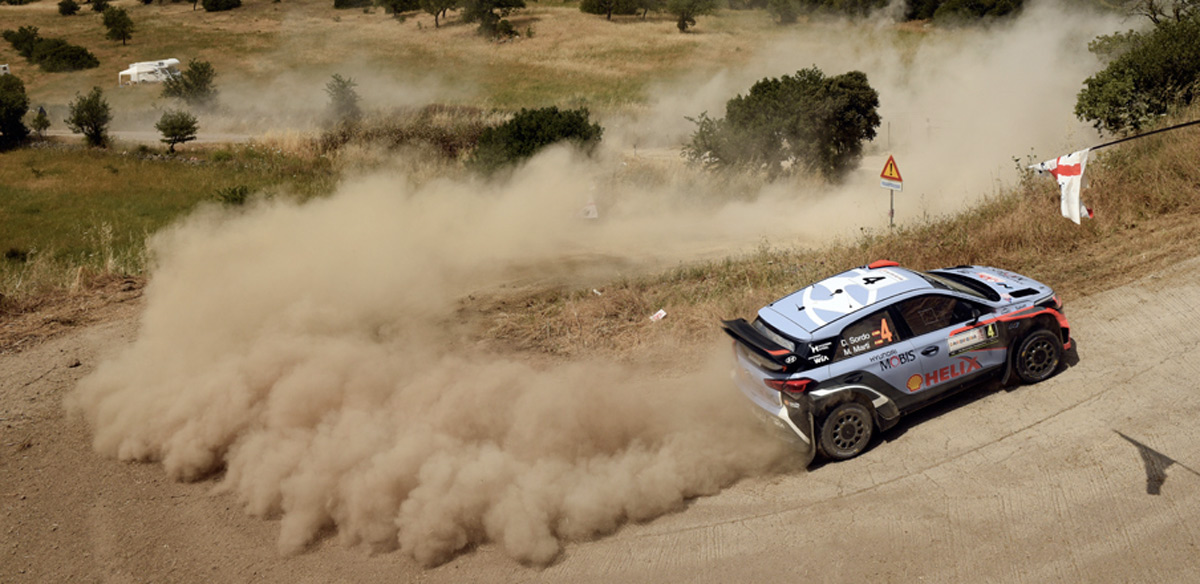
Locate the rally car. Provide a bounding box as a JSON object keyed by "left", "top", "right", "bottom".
{"left": 722, "top": 260, "right": 1070, "bottom": 465}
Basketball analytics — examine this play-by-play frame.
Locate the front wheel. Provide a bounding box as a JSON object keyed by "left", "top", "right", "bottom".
{"left": 818, "top": 402, "right": 874, "bottom": 461}
{"left": 1014, "top": 329, "right": 1063, "bottom": 384}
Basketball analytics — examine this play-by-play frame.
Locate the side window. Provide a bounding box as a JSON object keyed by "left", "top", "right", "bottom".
{"left": 835, "top": 309, "right": 901, "bottom": 360}
{"left": 897, "top": 295, "right": 977, "bottom": 337}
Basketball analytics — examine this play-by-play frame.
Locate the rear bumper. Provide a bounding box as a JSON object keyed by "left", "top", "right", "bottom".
{"left": 731, "top": 367, "right": 817, "bottom": 466}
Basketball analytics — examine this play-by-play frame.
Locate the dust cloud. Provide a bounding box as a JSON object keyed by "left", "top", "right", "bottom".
{"left": 68, "top": 155, "right": 795, "bottom": 566}
{"left": 71, "top": 1, "right": 1127, "bottom": 567}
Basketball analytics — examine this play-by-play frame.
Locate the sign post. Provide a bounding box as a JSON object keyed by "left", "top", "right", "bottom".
{"left": 880, "top": 155, "right": 903, "bottom": 228}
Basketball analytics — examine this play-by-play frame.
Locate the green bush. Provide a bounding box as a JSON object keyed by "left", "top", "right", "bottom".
{"left": 0, "top": 74, "right": 31, "bottom": 150}
{"left": 3, "top": 27, "right": 100, "bottom": 72}
{"left": 65, "top": 87, "right": 112, "bottom": 148}
{"left": 684, "top": 66, "right": 880, "bottom": 181}
{"left": 58, "top": 0, "right": 80, "bottom": 15}
{"left": 334, "top": 0, "right": 372, "bottom": 7}
{"left": 469, "top": 106, "right": 603, "bottom": 174}
{"left": 579, "top": 0, "right": 640, "bottom": 18}
{"left": 161, "top": 59, "right": 218, "bottom": 108}
{"left": 155, "top": 110, "right": 199, "bottom": 153}
{"left": 1076, "top": 16, "right": 1200, "bottom": 133}
{"left": 91, "top": 0, "right": 109, "bottom": 12}
{"left": 201, "top": 0, "right": 240, "bottom": 11}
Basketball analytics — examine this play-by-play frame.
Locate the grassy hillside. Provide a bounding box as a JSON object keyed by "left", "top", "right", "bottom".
{"left": 1, "top": 0, "right": 781, "bottom": 113}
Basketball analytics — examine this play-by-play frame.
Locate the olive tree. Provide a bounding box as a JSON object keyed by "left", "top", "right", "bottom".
{"left": 155, "top": 109, "right": 199, "bottom": 152}
{"left": 65, "top": 86, "right": 112, "bottom": 147}
{"left": 684, "top": 66, "right": 881, "bottom": 180}
{"left": 0, "top": 74, "right": 30, "bottom": 149}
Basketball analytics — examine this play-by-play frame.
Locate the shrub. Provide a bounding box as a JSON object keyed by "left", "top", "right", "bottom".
{"left": 377, "top": 0, "right": 420, "bottom": 13}
{"left": 91, "top": 0, "right": 109, "bottom": 12}
{"left": 324, "top": 74, "right": 362, "bottom": 125}
{"left": 334, "top": 0, "right": 372, "bottom": 7}
{"left": 32, "top": 39, "right": 100, "bottom": 72}
{"left": 1076, "top": 16, "right": 1200, "bottom": 134}
{"left": 64, "top": 87, "right": 112, "bottom": 147}
{"left": 102, "top": 7, "right": 135, "bottom": 45}
{"left": 579, "top": 0, "right": 639, "bottom": 18}
{"left": 58, "top": 0, "right": 81, "bottom": 15}
{"left": 29, "top": 106, "right": 51, "bottom": 137}
{"left": 214, "top": 185, "right": 251, "bottom": 205}
{"left": 155, "top": 110, "right": 199, "bottom": 152}
{"left": 162, "top": 59, "right": 218, "bottom": 108}
{"left": 684, "top": 66, "right": 881, "bottom": 181}
{"left": 201, "top": 0, "right": 240, "bottom": 11}
{"left": 469, "top": 106, "right": 603, "bottom": 174}
{"left": 3, "top": 27, "right": 100, "bottom": 72}
{"left": 0, "top": 74, "right": 31, "bottom": 150}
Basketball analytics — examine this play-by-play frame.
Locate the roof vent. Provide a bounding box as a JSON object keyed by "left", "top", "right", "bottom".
{"left": 867, "top": 260, "right": 900, "bottom": 269}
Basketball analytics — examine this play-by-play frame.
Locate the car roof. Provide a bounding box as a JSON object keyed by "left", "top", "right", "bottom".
{"left": 759, "top": 263, "right": 933, "bottom": 338}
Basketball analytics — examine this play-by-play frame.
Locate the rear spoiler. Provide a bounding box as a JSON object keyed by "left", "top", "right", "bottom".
{"left": 720, "top": 318, "right": 802, "bottom": 372}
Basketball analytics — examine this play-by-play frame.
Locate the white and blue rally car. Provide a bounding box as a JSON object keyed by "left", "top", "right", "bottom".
{"left": 722, "top": 260, "right": 1071, "bottom": 464}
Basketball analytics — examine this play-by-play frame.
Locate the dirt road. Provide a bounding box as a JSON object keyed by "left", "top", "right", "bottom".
{"left": 3, "top": 257, "right": 1200, "bottom": 583}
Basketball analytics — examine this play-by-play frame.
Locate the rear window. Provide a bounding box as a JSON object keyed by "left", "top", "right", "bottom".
{"left": 920, "top": 271, "right": 1000, "bottom": 302}
{"left": 752, "top": 318, "right": 796, "bottom": 352}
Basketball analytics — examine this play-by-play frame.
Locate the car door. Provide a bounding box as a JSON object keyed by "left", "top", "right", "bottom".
{"left": 825, "top": 308, "right": 922, "bottom": 398}
{"left": 895, "top": 294, "right": 1003, "bottom": 395}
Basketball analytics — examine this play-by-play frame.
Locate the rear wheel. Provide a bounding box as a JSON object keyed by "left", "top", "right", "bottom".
{"left": 1014, "top": 328, "right": 1063, "bottom": 384}
{"left": 818, "top": 402, "right": 874, "bottom": 461}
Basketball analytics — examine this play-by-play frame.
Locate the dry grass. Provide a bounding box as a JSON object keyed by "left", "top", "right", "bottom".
{"left": 472, "top": 108, "right": 1200, "bottom": 361}
{"left": 2, "top": 0, "right": 782, "bottom": 113}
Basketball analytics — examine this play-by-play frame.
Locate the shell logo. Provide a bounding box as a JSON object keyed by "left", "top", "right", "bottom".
{"left": 906, "top": 374, "right": 923, "bottom": 392}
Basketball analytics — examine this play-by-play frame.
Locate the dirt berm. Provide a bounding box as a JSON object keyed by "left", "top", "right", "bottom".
{"left": 3, "top": 256, "right": 1199, "bottom": 583}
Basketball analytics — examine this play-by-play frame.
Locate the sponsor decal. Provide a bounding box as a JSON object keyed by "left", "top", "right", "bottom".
{"left": 923, "top": 356, "right": 983, "bottom": 387}
{"left": 808, "top": 354, "right": 830, "bottom": 365}
{"left": 948, "top": 323, "right": 999, "bottom": 355}
{"left": 977, "top": 272, "right": 1005, "bottom": 284}
{"left": 784, "top": 355, "right": 798, "bottom": 364}
{"left": 906, "top": 374, "right": 923, "bottom": 392}
{"left": 869, "top": 348, "right": 899, "bottom": 363}
{"left": 809, "top": 341, "right": 832, "bottom": 353}
{"left": 879, "top": 350, "right": 917, "bottom": 372}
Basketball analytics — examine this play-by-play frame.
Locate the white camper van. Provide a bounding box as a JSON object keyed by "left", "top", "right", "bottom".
{"left": 118, "top": 59, "right": 181, "bottom": 85}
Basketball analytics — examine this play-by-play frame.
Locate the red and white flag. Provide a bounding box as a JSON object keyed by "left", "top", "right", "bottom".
{"left": 1030, "top": 149, "right": 1094, "bottom": 224}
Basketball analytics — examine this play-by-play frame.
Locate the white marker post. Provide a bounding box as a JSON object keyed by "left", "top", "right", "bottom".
{"left": 880, "top": 155, "right": 903, "bottom": 228}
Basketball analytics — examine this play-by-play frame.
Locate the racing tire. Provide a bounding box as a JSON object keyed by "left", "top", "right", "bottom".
{"left": 818, "top": 402, "right": 874, "bottom": 461}
{"left": 1014, "top": 328, "right": 1063, "bottom": 384}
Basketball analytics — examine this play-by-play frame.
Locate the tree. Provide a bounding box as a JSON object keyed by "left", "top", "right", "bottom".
{"left": 91, "top": 0, "right": 109, "bottom": 12}
{"left": 1076, "top": 16, "right": 1200, "bottom": 133}
{"left": 30, "top": 106, "right": 50, "bottom": 137}
{"left": 201, "top": 0, "right": 241, "bottom": 11}
{"left": 65, "top": 87, "right": 112, "bottom": 147}
{"left": 767, "top": 0, "right": 800, "bottom": 23}
{"left": 684, "top": 67, "right": 881, "bottom": 180}
{"left": 1121, "top": 0, "right": 1199, "bottom": 24}
{"left": 469, "top": 107, "right": 603, "bottom": 174}
{"left": 377, "top": 0, "right": 420, "bottom": 14}
{"left": 58, "top": 0, "right": 80, "bottom": 15}
{"left": 665, "top": 0, "right": 717, "bottom": 31}
{"left": 324, "top": 74, "right": 362, "bottom": 124}
{"left": 162, "top": 59, "right": 218, "bottom": 108}
{"left": 420, "top": 0, "right": 458, "bottom": 26}
{"left": 102, "top": 7, "right": 135, "bottom": 45}
{"left": 0, "top": 74, "right": 30, "bottom": 150}
{"left": 580, "top": 0, "right": 639, "bottom": 19}
{"left": 155, "top": 110, "right": 198, "bottom": 152}
{"left": 460, "top": 0, "right": 525, "bottom": 36}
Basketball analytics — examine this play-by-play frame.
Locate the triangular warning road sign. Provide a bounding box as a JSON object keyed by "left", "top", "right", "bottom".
{"left": 881, "top": 155, "right": 902, "bottom": 182}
